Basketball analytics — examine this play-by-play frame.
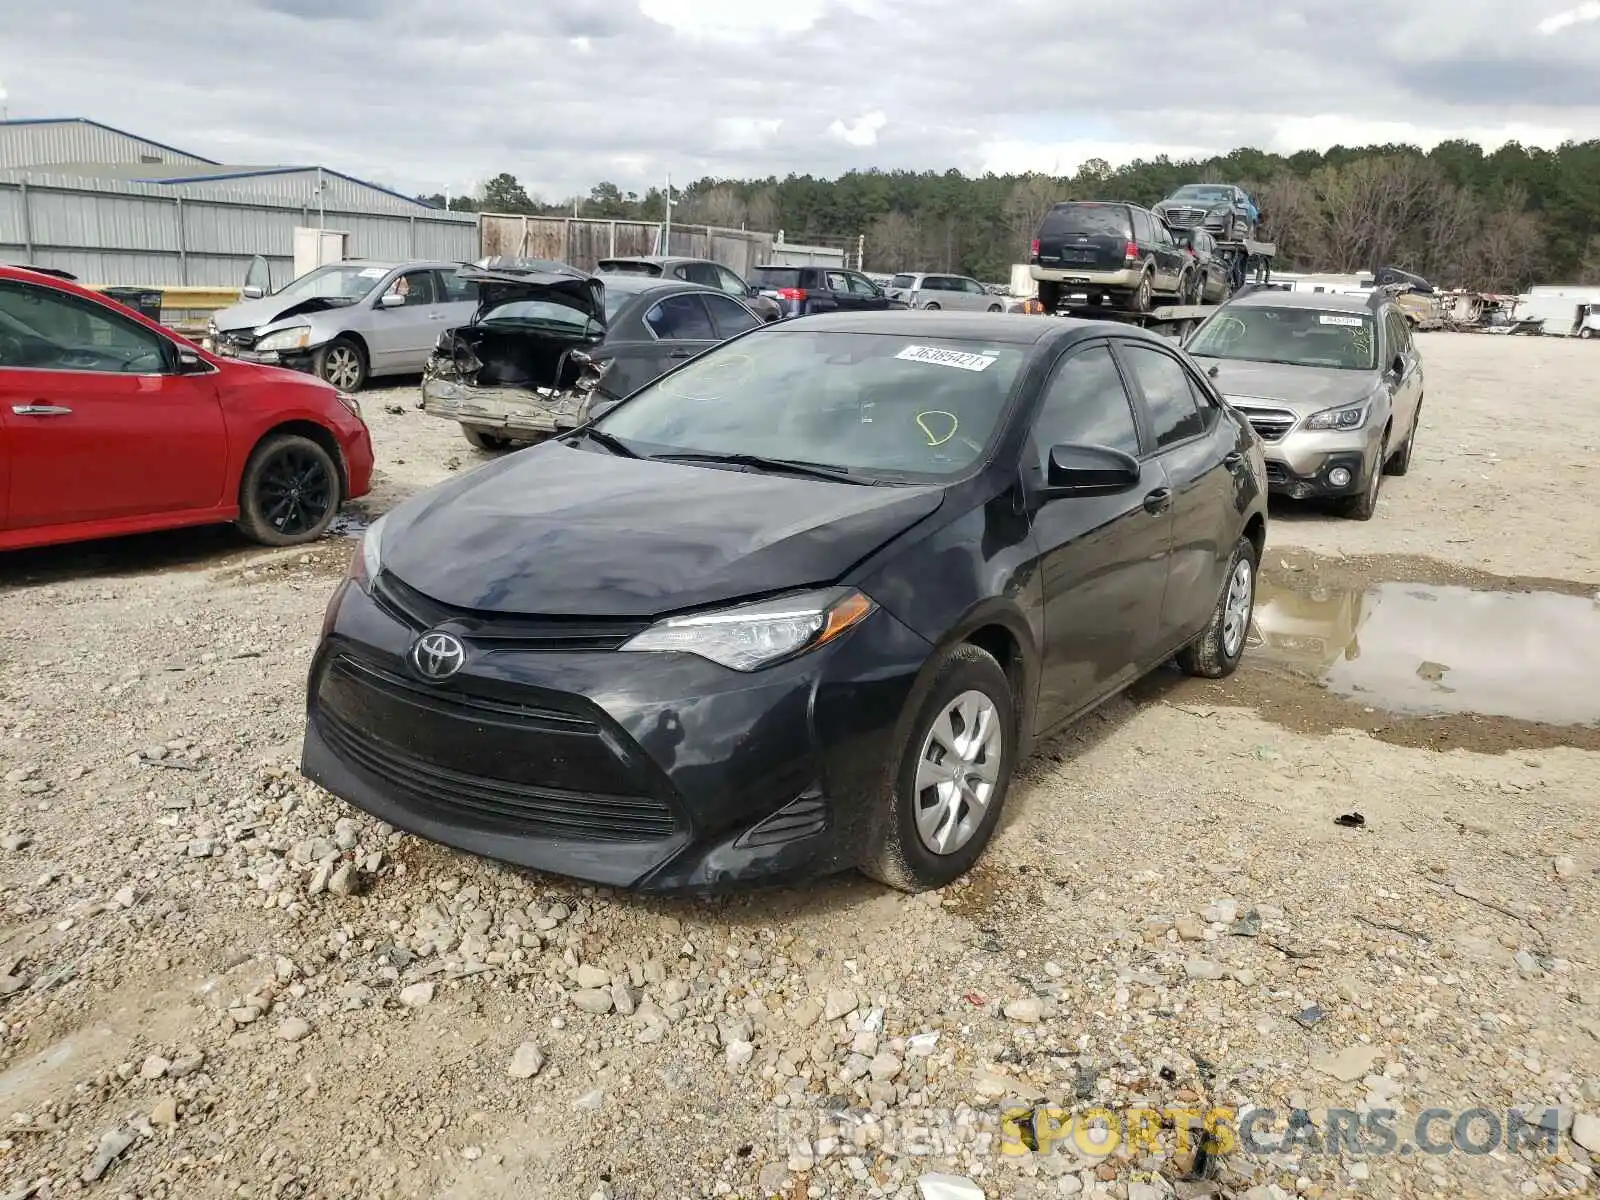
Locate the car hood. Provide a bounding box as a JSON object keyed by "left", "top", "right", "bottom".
{"left": 213, "top": 294, "right": 361, "bottom": 333}
{"left": 380, "top": 444, "right": 947, "bottom": 618}
{"left": 1188, "top": 357, "right": 1379, "bottom": 417}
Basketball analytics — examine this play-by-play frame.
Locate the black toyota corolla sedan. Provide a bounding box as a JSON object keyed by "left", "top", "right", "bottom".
{"left": 302, "top": 311, "right": 1268, "bottom": 894}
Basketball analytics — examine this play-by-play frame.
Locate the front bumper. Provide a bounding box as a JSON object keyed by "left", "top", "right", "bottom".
{"left": 210, "top": 340, "right": 319, "bottom": 374}
{"left": 1263, "top": 447, "right": 1374, "bottom": 500}
{"left": 420, "top": 376, "right": 589, "bottom": 438}
{"left": 300, "top": 574, "right": 934, "bottom": 893}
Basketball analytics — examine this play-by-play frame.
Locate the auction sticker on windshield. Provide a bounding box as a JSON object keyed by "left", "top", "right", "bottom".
{"left": 1318, "top": 314, "right": 1364, "bottom": 326}
{"left": 359, "top": 267, "right": 387, "bottom": 278}
{"left": 896, "top": 345, "right": 998, "bottom": 371}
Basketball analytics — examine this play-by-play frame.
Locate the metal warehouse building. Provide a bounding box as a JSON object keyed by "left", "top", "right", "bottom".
{"left": 0, "top": 117, "right": 477, "bottom": 288}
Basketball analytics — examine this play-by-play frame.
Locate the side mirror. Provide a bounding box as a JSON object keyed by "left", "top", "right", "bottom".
{"left": 175, "top": 348, "right": 210, "bottom": 374}
{"left": 379, "top": 292, "right": 406, "bottom": 308}
{"left": 1389, "top": 353, "right": 1405, "bottom": 378}
{"left": 745, "top": 283, "right": 759, "bottom": 297}
{"left": 1044, "top": 443, "right": 1141, "bottom": 495}
{"left": 241, "top": 285, "right": 264, "bottom": 300}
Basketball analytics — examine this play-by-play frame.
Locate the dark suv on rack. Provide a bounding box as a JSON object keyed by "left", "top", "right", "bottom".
{"left": 1028, "top": 202, "right": 1190, "bottom": 316}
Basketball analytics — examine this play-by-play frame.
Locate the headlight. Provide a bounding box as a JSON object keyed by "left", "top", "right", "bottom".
{"left": 254, "top": 326, "right": 312, "bottom": 353}
{"left": 347, "top": 513, "right": 387, "bottom": 592}
{"left": 1303, "top": 403, "right": 1368, "bottom": 432}
{"left": 619, "top": 588, "right": 875, "bottom": 671}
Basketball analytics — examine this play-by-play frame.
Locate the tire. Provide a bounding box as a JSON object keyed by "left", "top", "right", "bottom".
{"left": 461, "top": 425, "right": 513, "bottom": 452}
{"left": 1127, "top": 270, "right": 1154, "bottom": 314}
{"left": 1386, "top": 401, "right": 1420, "bottom": 476}
{"left": 1579, "top": 327, "right": 1594, "bottom": 340}
{"left": 1339, "top": 452, "right": 1384, "bottom": 521}
{"left": 860, "top": 643, "right": 1016, "bottom": 893}
{"left": 1176, "top": 535, "right": 1259, "bottom": 679}
{"left": 1180, "top": 267, "right": 1202, "bottom": 305}
{"left": 923, "top": 301, "right": 941, "bottom": 310}
{"left": 236, "top": 433, "right": 342, "bottom": 547}
{"left": 1036, "top": 280, "right": 1062, "bottom": 315}
{"left": 314, "top": 337, "right": 367, "bottom": 392}
{"left": 986, "top": 303, "right": 1002, "bottom": 312}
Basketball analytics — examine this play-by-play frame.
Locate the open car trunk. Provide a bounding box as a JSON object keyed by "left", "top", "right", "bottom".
{"left": 421, "top": 268, "right": 607, "bottom": 440}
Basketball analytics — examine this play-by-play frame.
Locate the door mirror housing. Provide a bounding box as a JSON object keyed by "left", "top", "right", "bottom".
{"left": 379, "top": 292, "right": 406, "bottom": 308}
{"left": 174, "top": 348, "right": 212, "bottom": 374}
{"left": 241, "top": 285, "right": 265, "bottom": 300}
{"left": 1389, "top": 353, "right": 1404, "bottom": 378}
{"left": 1044, "top": 443, "right": 1142, "bottom": 495}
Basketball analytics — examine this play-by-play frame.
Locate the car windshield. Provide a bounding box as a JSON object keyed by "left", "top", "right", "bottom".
{"left": 1173, "top": 186, "right": 1233, "bottom": 202}
{"left": 593, "top": 330, "right": 1028, "bottom": 480}
{"left": 1187, "top": 306, "right": 1378, "bottom": 371}
{"left": 272, "top": 264, "right": 389, "bottom": 302}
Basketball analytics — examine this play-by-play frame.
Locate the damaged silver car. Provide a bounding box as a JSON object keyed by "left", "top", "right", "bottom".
{"left": 421, "top": 265, "right": 764, "bottom": 451}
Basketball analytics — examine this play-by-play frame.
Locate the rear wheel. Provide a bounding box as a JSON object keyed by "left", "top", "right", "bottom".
{"left": 861, "top": 643, "right": 1016, "bottom": 893}
{"left": 923, "top": 301, "right": 941, "bottom": 310}
{"left": 986, "top": 303, "right": 1002, "bottom": 312}
{"left": 1180, "top": 267, "right": 1202, "bottom": 305}
{"left": 460, "top": 425, "right": 513, "bottom": 452}
{"left": 314, "top": 337, "right": 367, "bottom": 392}
{"left": 1036, "top": 280, "right": 1061, "bottom": 315}
{"left": 1126, "top": 271, "right": 1154, "bottom": 314}
{"left": 236, "top": 433, "right": 342, "bottom": 546}
{"left": 1579, "top": 327, "right": 1594, "bottom": 340}
{"left": 1177, "top": 536, "right": 1258, "bottom": 679}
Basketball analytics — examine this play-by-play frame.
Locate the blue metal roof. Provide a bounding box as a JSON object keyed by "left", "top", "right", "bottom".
{"left": 0, "top": 117, "right": 221, "bottom": 165}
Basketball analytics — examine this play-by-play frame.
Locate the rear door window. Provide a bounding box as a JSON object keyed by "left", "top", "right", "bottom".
{"left": 703, "top": 294, "right": 761, "bottom": 338}
{"left": 645, "top": 293, "right": 716, "bottom": 340}
{"left": 677, "top": 261, "right": 722, "bottom": 287}
{"left": 825, "top": 271, "right": 852, "bottom": 293}
{"left": 1130, "top": 209, "right": 1155, "bottom": 244}
{"left": 1039, "top": 204, "right": 1132, "bottom": 238}
{"left": 435, "top": 271, "right": 478, "bottom": 302}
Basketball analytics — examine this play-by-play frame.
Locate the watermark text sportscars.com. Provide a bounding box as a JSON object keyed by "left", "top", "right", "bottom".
{"left": 772, "top": 1105, "right": 1567, "bottom": 1159}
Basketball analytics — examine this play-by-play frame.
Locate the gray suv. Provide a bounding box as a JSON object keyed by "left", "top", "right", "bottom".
{"left": 1183, "top": 287, "right": 1424, "bottom": 520}
{"left": 207, "top": 258, "right": 479, "bottom": 390}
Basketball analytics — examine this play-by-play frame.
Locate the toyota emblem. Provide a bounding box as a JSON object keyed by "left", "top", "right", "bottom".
{"left": 410, "top": 630, "right": 466, "bottom": 681}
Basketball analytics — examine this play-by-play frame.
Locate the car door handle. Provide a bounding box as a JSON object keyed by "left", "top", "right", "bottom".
{"left": 12, "top": 403, "right": 72, "bottom": 416}
{"left": 667, "top": 348, "right": 694, "bottom": 359}
{"left": 1143, "top": 487, "right": 1172, "bottom": 514}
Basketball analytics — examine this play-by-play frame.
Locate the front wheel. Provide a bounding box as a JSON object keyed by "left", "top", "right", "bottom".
{"left": 1579, "top": 327, "right": 1594, "bottom": 340}
{"left": 986, "top": 303, "right": 1002, "bottom": 312}
{"left": 236, "top": 433, "right": 342, "bottom": 546}
{"left": 861, "top": 643, "right": 1016, "bottom": 893}
{"left": 923, "top": 301, "right": 941, "bottom": 310}
{"left": 1386, "top": 401, "right": 1420, "bottom": 475}
{"left": 314, "top": 337, "right": 367, "bottom": 392}
{"left": 1176, "top": 535, "right": 1259, "bottom": 679}
{"left": 1340, "top": 454, "right": 1384, "bottom": 520}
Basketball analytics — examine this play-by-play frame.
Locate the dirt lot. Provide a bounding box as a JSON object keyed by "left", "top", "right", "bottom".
{"left": 0, "top": 333, "right": 1597, "bottom": 1200}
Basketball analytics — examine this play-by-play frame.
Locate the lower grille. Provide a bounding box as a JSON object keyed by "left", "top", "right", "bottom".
{"left": 735, "top": 794, "right": 828, "bottom": 849}
{"left": 1264, "top": 461, "right": 1289, "bottom": 485}
{"left": 318, "top": 707, "right": 679, "bottom": 841}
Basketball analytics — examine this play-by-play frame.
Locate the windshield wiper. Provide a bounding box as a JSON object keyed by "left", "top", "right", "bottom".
{"left": 647, "top": 451, "right": 873, "bottom": 484}
{"left": 570, "top": 427, "right": 639, "bottom": 458}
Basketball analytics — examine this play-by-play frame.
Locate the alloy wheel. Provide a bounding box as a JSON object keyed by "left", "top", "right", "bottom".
{"left": 1221, "top": 555, "right": 1254, "bottom": 658}
{"left": 913, "top": 690, "right": 1003, "bottom": 855}
{"left": 257, "top": 446, "right": 335, "bottom": 536}
{"left": 322, "top": 346, "right": 362, "bottom": 391}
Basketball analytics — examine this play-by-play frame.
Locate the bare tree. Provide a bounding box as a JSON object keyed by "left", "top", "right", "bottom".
{"left": 1005, "top": 174, "right": 1064, "bottom": 254}
{"left": 866, "top": 211, "right": 920, "bottom": 271}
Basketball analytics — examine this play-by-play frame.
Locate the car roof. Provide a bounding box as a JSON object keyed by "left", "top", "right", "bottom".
{"left": 770, "top": 310, "right": 1157, "bottom": 347}
{"left": 1228, "top": 289, "right": 1378, "bottom": 313}
{"left": 602, "top": 275, "right": 720, "bottom": 297}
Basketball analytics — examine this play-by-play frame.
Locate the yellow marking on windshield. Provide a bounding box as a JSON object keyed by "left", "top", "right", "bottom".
{"left": 916, "top": 410, "right": 958, "bottom": 446}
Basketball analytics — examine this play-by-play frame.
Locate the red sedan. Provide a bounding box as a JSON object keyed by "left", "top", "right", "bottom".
{"left": 0, "top": 265, "right": 374, "bottom": 552}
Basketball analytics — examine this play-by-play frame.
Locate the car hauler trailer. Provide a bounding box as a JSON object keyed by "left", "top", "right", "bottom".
{"left": 1037, "top": 235, "right": 1275, "bottom": 336}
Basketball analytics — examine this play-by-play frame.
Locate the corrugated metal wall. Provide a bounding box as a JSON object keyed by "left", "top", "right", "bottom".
{"left": 477, "top": 213, "right": 775, "bottom": 275}
{"left": 0, "top": 120, "right": 214, "bottom": 170}
{"left": 0, "top": 173, "right": 478, "bottom": 286}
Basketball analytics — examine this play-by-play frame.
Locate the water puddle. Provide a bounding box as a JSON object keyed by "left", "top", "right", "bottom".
{"left": 1248, "top": 579, "right": 1600, "bottom": 726}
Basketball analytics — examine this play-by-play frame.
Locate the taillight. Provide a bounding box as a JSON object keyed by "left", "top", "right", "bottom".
{"left": 1029, "top": 239, "right": 1040, "bottom": 258}
{"left": 777, "top": 288, "right": 807, "bottom": 301}
{"left": 1124, "top": 242, "right": 1140, "bottom": 260}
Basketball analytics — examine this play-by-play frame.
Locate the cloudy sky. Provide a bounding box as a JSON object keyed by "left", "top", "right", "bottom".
{"left": 3, "top": 0, "right": 1599, "bottom": 200}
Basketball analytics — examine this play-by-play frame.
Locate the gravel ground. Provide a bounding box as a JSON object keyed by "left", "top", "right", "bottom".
{"left": 0, "top": 333, "right": 1597, "bottom": 1200}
